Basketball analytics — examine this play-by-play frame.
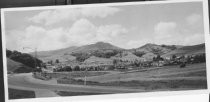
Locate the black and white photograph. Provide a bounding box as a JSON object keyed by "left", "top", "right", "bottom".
{"left": 1, "top": 0, "right": 209, "bottom": 101}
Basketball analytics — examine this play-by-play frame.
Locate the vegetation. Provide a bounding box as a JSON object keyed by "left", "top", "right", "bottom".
{"left": 7, "top": 49, "right": 43, "bottom": 69}
{"left": 58, "top": 78, "right": 207, "bottom": 90}
{"left": 71, "top": 52, "right": 90, "bottom": 62}
{"left": 54, "top": 66, "right": 72, "bottom": 72}
{"left": 92, "top": 50, "right": 119, "bottom": 58}
{"left": 159, "top": 70, "right": 206, "bottom": 78}
{"left": 55, "top": 59, "right": 60, "bottom": 63}
{"left": 9, "top": 88, "right": 35, "bottom": 99}
{"left": 71, "top": 50, "right": 120, "bottom": 62}
{"left": 165, "top": 53, "right": 206, "bottom": 66}
{"left": 132, "top": 51, "right": 145, "bottom": 57}
{"left": 161, "top": 45, "right": 178, "bottom": 50}
{"left": 153, "top": 55, "right": 164, "bottom": 61}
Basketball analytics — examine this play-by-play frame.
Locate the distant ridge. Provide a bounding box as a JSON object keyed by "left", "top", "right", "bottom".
{"left": 36, "top": 42, "right": 123, "bottom": 62}
{"left": 131, "top": 43, "right": 181, "bottom": 55}
{"left": 162, "top": 43, "right": 205, "bottom": 57}
{"left": 32, "top": 42, "right": 205, "bottom": 63}
{"left": 71, "top": 42, "right": 123, "bottom": 53}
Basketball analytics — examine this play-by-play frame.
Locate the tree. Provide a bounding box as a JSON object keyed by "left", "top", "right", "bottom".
{"left": 133, "top": 51, "right": 145, "bottom": 57}
{"left": 113, "top": 59, "right": 118, "bottom": 68}
{"left": 6, "top": 49, "right": 13, "bottom": 57}
{"left": 48, "top": 60, "right": 53, "bottom": 65}
{"left": 64, "top": 66, "right": 72, "bottom": 72}
{"left": 153, "top": 55, "right": 163, "bottom": 61}
{"left": 172, "top": 55, "right": 177, "bottom": 60}
{"left": 74, "top": 66, "right": 80, "bottom": 71}
{"left": 7, "top": 50, "right": 43, "bottom": 69}
{"left": 55, "top": 59, "right": 60, "bottom": 63}
{"left": 133, "top": 60, "right": 140, "bottom": 67}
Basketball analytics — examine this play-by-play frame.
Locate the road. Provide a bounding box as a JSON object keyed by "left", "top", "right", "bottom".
{"left": 8, "top": 73, "right": 143, "bottom": 98}
{"left": 8, "top": 63, "right": 207, "bottom": 98}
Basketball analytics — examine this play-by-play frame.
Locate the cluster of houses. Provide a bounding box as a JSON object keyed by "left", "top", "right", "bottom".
{"left": 41, "top": 51, "right": 205, "bottom": 72}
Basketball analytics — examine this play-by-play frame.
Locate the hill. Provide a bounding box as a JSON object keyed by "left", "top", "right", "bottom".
{"left": 111, "top": 51, "right": 145, "bottom": 61}
{"left": 71, "top": 42, "right": 123, "bottom": 53}
{"left": 133, "top": 43, "right": 179, "bottom": 55}
{"left": 162, "top": 43, "right": 205, "bottom": 58}
{"left": 36, "top": 42, "right": 123, "bottom": 62}
{"left": 7, "top": 58, "right": 34, "bottom": 73}
{"left": 34, "top": 42, "right": 205, "bottom": 63}
{"left": 36, "top": 46, "right": 78, "bottom": 63}
{"left": 36, "top": 46, "right": 78, "bottom": 57}
{"left": 130, "top": 43, "right": 182, "bottom": 60}
{"left": 7, "top": 50, "right": 42, "bottom": 68}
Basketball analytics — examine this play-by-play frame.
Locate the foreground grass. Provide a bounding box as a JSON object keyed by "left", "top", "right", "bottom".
{"left": 9, "top": 88, "right": 35, "bottom": 99}
{"left": 158, "top": 70, "right": 206, "bottom": 78}
{"left": 58, "top": 78, "right": 207, "bottom": 91}
{"left": 105, "top": 79, "right": 207, "bottom": 90}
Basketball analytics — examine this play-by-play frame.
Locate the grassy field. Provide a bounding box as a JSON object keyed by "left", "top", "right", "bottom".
{"left": 58, "top": 77, "right": 207, "bottom": 90}
{"left": 84, "top": 63, "right": 206, "bottom": 82}
{"left": 9, "top": 88, "right": 35, "bottom": 99}
{"left": 158, "top": 70, "right": 206, "bottom": 78}
{"left": 58, "top": 63, "right": 207, "bottom": 91}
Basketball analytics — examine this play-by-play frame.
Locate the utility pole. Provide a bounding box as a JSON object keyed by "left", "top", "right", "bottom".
{"left": 84, "top": 67, "right": 87, "bottom": 85}
{"left": 23, "top": 47, "right": 38, "bottom": 70}
{"left": 34, "top": 48, "right": 37, "bottom": 69}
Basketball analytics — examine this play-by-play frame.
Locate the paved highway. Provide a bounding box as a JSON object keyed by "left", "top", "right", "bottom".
{"left": 8, "top": 73, "right": 142, "bottom": 97}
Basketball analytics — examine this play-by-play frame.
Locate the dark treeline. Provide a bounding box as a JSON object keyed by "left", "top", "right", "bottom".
{"left": 6, "top": 49, "right": 43, "bottom": 69}
{"left": 71, "top": 50, "right": 119, "bottom": 62}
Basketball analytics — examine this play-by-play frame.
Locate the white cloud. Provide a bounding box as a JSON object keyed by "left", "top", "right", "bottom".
{"left": 154, "top": 22, "right": 177, "bottom": 39}
{"left": 67, "top": 18, "right": 127, "bottom": 45}
{"left": 29, "top": 9, "right": 80, "bottom": 26}
{"left": 6, "top": 19, "right": 127, "bottom": 52}
{"left": 182, "top": 33, "right": 204, "bottom": 45}
{"left": 67, "top": 19, "right": 98, "bottom": 45}
{"left": 97, "top": 24, "right": 128, "bottom": 41}
{"left": 153, "top": 21, "right": 204, "bottom": 46}
{"left": 6, "top": 26, "right": 69, "bottom": 52}
{"left": 29, "top": 7, "right": 121, "bottom": 26}
{"left": 186, "top": 14, "right": 202, "bottom": 25}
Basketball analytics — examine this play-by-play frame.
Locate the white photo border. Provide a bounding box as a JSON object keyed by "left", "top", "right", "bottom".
{"left": 1, "top": 0, "right": 209, "bottom": 102}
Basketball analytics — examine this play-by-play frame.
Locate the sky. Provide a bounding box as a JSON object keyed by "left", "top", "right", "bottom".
{"left": 4, "top": 1, "right": 205, "bottom": 52}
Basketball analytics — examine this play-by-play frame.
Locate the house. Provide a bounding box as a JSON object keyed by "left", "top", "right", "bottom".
{"left": 151, "top": 61, "right": 165, "bottom": 67}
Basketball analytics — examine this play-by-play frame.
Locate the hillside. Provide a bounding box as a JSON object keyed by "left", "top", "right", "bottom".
{"left": 36, "top": 42, "right": 123, "bottom": 63}
{"left": 40, "top": 54, "right": 76, "bottom": 63}
{"left": 162, "top": 43, "right": 205, "bottom": 57}
{"left": 7, "top": 58, "right": 34, "bottom": 73}
{"left": 71, "top": 42, "right": 123, "bottom": 53}
{"left": 34, "top": 42, "right": 205, "bottom": 63}
{"left": 35, "top": 46, "right": 78, "bottom": 57}
{"left": 7, "top": 50, "right": 42, "bottom": 68}
{"left": 133, "top": 43, "right": 178, "bottom": 55}
{"left": 111, "top": 51, "right": 145, "bottom": 61}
